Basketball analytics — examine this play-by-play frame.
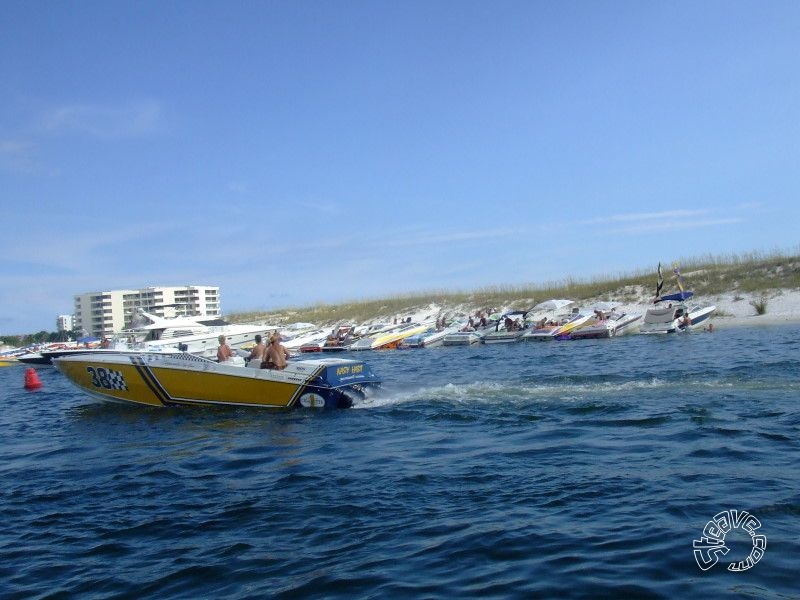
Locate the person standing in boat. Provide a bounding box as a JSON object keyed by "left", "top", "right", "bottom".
{"left": 217, "top": 334, "right": 234, "bottom": 362}
{"left": 263, "top": 332, "right": 289, "bottom": 370}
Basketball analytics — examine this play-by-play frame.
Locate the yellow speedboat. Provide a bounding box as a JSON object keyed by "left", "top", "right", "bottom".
{"left": 54, "top": 352, "right": 380, "bottom": 409}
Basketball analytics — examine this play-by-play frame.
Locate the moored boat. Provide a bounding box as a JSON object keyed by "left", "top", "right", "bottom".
{"left": 115, "top": 310, "right": 277, "bottom": 359}
{"left": 569, "top": 304, "right": 643, "bottom": 339}
{"left": 570, "top": 312, "right": 642, "bottom": 339}
{"left": 639, "top": 292, "right": 716, "bottom": 334}
{"left": 519, "top": 299, "right": 577, "bottom": 341}
{"left": 441, "top": 330, "right": 484, "bottom": 346}
{"left": 521, "top": 312, "right": 591, "bottom": 341}
{"left": 401, "top": 321, "right": 466, "bottom": 348}
{"left": 349, "top": 322, "right": 431, "bottom": 350}
{"left": 639, "top": 264, "right": 716, "bottom": 334}
{"left": 279, "top": 325, "right": 329, "bottom": 351}
{"left": 53, "top": 352, "right": 381, "bottom": 409}
{"left": 482, "top": 310, "right": 531, "bottom": 344}
{"left": 16, "top": 352, "right": 53, "bottom": 365}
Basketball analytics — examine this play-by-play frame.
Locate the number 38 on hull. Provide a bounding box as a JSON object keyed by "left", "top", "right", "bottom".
{"left": 53, "top": 352, "right": 381, "bottom": 409}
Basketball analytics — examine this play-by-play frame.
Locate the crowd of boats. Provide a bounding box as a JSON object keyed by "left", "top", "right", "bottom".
{"left": 3, "top": 287, "right": 717, "bottom": 367}
{"left": 290, "top": 291, "right": 715, "bottom": 351}
{"left": 1, "top": 273, "right": 715, "bottom": 410}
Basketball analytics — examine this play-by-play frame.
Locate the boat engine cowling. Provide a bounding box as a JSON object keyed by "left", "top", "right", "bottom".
{"left": 300, "top": 360, "right": 381, "bottom": 408}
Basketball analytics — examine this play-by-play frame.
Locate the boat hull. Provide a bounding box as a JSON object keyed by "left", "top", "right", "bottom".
{"left": 482, "top": 331, "right": 525, "bottom": 344}
{"left": 442, "top": 332, "right": 482, "bottom": 346}
{"left": 570, "top": 313, "right": 642, "bottom": 340}
{"left": 53, "top": 352, "right": 380, "bottom": 409}
{"left": 17, "top": 352, "right": 52, "bottom": 365}
{"left": 521, "top": 328, "right": 559, "bottom": 341}
{"left": 640, "top": 304, "right": 716, "bottom": 334}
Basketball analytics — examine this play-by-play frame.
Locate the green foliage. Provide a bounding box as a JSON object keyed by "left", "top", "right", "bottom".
{"left": 2, "top": 330, "right": 82, "bottom": 347}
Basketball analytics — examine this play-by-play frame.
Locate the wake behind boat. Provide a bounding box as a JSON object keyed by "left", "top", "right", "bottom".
{"left": 53, "top": 352, "right": 381, "bottom": 409}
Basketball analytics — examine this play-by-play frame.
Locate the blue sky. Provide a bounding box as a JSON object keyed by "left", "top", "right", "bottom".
{"left": 2, "top": 1, "right": 799, "bottom": 334}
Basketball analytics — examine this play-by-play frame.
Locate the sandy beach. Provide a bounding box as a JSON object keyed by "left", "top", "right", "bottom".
{"left": 689, "top": 289, "right": 800, "bottom": 328}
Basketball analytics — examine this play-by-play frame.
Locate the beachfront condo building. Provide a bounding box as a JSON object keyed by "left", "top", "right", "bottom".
{"left": 73, "top": 285, "right": 221, "bottom": 337}
{"left": 56, "top": 314, "right": 74, "bottom": 333}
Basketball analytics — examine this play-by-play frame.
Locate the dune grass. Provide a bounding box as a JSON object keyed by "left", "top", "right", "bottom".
{"left": 230, "top": 249, "right": 800, "bottom": 326}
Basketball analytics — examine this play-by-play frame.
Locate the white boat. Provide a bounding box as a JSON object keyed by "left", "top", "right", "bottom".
{"left": 519, "top": 300, "right": 576, "bottom": 341}
{"left": 115, "top": 310, "right": 277, "bottom": 359}
{"left": 353, "top": 322, "right": 401, "bottom": 338}
{"left": 401, "top": 321, "right": 466, "bottom": 348}
{"left": 53, "top": 352, "right": 381, "bottom": 409}
{"left": 441, "top": 330, "right": 484, "bottom": 346}
{"left": 349, "top": 322, "right": 431, "bottom": 351}
{"left": 482, "top": 310, "right": 531, "bottom": 344}
{"left": 521, "top": 311, "right": 591, "bottom": 341}
{"left": 639, "top": 292, "right": 716, "bottom": 334}
{"left": 280, "top": 327, "right": 330, "bottom": 351}
{"left": 569, "top": 310, "right": 642, "bottom": 339}
{"left": 18, "top": 340, "right": 106, "bottom": 365}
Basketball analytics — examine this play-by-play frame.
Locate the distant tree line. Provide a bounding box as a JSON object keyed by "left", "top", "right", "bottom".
{"left": 1, "top": 330, "right": 84, "bottom": 348}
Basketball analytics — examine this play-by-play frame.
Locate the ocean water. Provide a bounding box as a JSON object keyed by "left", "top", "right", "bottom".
{"left": 1, "top": 324, "right": 798, "bottom": 599}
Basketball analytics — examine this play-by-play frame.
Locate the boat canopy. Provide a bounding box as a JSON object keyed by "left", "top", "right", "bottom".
{"left": 657, "top": 291, "right": 694, "bottom": 303}
{"left": 533, "top": 299, "right": 574, "bottom": 311}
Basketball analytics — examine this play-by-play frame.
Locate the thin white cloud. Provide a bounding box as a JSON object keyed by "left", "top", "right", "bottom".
{"left": 39, "top": 100, "right": 163, "bottom": 139}
{"left": 608, "top": 217, "right": 743, "bottom": 235}
{"left": 580, "top": 208, "right": 749, "bottom": 236}
{"left": 581, "top": 209, "right": 710, "bottom": 225}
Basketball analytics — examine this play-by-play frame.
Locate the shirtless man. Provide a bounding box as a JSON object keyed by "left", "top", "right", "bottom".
{"left": 246, "top": 334, "right": 266, "bottom": 367}
{"left": 217, "top": 335, "right": 234, "bottom": 362}
{"left": 264, "top": 333, "right": 289, "bottom": 370}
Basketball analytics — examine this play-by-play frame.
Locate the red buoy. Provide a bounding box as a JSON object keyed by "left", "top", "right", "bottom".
{"left": 24, "top": 367, "right": 43, "bottom": 390}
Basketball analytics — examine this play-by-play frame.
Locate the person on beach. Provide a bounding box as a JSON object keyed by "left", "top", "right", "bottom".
{"left": 217, "top": 335, "right": 234, "bottom": 362}
{"left": 263, "top": 332, "right": 289, "bottom": 370}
